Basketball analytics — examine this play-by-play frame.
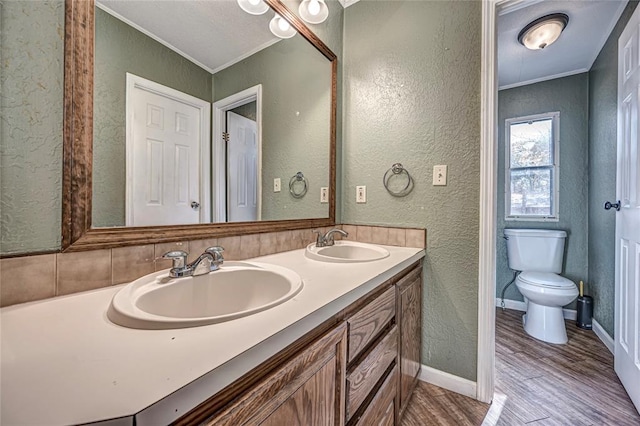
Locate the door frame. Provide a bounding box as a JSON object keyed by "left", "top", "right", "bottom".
{"left": 125, "top": 73, "right": 212, "bottom": 225}
{"left": 212, "top": 85, "right": 263, "bottom": 222}
{"left": 477, "top": 0, "right": 516, "bottom": 404}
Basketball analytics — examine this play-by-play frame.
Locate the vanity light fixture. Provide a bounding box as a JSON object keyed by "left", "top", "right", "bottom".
{"left": 237, "top": 0, "right": 269, "bottom": 15}
{"left": 518, "top": 13, "right": 569, "bottom": 50}
{"left": 298, "top": 0, "right": 329, "bottom": 24}
{"left": 269, "top": 13, "right": 297, "bottom": 39}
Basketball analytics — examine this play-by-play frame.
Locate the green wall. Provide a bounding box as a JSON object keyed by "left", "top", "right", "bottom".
{"left": 497, "top": 74, "right": 590, "bottom": 309}
{"left": 588, "top": 0, "right": 639, "bottom": 337}
{"left": 214, "top": 34, "right": 331, "bottom": 221}
{"left": 93, "top": 8, "right": 213, "bottom": 227}
{"left": 342, "top": 0, "right": 481, "bottom": 381}
{"left": 0, "top": 0, "right": 64, "bottom": 254}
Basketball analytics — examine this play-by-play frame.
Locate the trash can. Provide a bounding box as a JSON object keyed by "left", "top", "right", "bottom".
{"left": 576, "top": 295, "right": 593, "bottom": 330}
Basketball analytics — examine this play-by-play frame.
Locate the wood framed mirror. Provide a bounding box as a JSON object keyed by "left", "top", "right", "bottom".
{"left": 62, "top": 0, "right": 337, "bottom": 252}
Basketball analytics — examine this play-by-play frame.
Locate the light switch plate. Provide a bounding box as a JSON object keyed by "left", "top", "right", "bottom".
{"left": 320, "top": 187, "right": 329, "bottom": 203}
{"left": 274, "top": 178, "right": 281, "bottom": 192}
{"left": 356, "top": 186, "right": 366, "bottom": 203}
{"left": 433, "top": 165, "right": 447, "bottom": 186}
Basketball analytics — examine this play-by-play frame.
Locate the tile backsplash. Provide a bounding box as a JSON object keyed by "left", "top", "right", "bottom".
{"left": 0, "top": 225, "right": 426, "bottom": 308}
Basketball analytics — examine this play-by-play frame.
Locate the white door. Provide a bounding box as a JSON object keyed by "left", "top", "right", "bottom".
{"left": 616, "top": 9, "right": 640, "bottom": 413}
{"left": 226, "top": 111, "right": 258, "bottom": 222}
{"left": 126, "top": 74, "right": 210, "bottom": 226}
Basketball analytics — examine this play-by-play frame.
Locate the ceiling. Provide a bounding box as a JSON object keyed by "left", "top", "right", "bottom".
{"left": 498, "top": 0, "right": 628, "bottom": 90}
{"left": 96, "top": 0, "right": 280, "bottom": 74}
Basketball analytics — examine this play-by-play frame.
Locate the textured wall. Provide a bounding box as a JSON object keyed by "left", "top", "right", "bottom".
{"left": 93, "top": 8, "right": 213, "bottom": 227}
{"left": 214, "top": 34, "right": 332, "bottom": 221}
{"left": 588, "top": 1, "right": 639, "bottom": 337}
{"left": 0, "top": 0, "right": 64, "bottom": 254}
{"left": 497, "top": 75, "right": 590, "bottom": 309}
{"left": 342, "top": 0, "right": 481, "bottom": 381}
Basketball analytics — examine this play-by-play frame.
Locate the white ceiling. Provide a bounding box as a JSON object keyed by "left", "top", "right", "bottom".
{"left": 96, "top": 0, "right": 281, "bottom": 74}
{"left": 498, "top": 0, "right": 628, "bottom": 90}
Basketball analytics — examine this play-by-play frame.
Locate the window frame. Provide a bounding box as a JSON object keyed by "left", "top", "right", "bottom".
{"left": 505, "top": 111, "right": 560, "bottom": 222}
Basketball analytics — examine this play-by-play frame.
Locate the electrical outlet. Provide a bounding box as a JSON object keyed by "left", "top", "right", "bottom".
{"left": 356, "top": 185, "right": 366, "bottom": 203}
{"left": 274, "top": 178, "right": 281, "bottom": 192}
{"left": 433, "top": 165, "right": 447, "bottom": 186}
{"left": 320, "top": 187, "right": 329, "bottom": 203}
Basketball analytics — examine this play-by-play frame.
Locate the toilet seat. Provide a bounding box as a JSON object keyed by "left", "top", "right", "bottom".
{"left": 518, "top": 272, "right": 575, "bottom": 289}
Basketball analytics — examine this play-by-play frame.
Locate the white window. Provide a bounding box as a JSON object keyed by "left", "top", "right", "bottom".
{"left": 505, "top": 112, "right": 559, "bottom": 221}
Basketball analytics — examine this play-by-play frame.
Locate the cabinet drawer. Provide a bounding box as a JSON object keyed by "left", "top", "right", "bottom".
{"left": 347, "top": 286, "right": 395, "bottom": 362}
{"left": 355, "top": 365, "right": 397, "bottom": 426}
{"left": 346, "top": 325, "right": 398, "bottom": 421}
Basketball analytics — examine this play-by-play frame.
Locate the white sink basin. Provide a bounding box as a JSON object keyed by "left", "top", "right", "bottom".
{"left": 305, "top": 241, "right": 390, "bottom": 263}
{"left": 107, "top": 262, "right": 303, "bottom": 329}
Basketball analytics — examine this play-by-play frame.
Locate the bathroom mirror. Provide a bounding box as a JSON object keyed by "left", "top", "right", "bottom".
{"left": 62, "top": 0, "right": 336, "bottom": 251}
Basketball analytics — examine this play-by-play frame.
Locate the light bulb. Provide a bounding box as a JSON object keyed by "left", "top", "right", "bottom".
{"left": 269, "top": 13, "right": 296, "bottom": 38}
{"left": 308, "top": 0, "right": 320, "bottom": 16}
{"left": 237, "top": 0, "right": 269, "bottom": 15}
{"left": 278, "top": 17, "right": 290, "bottom": 32}
{"left": 298, "top": 0, "right": 328, "bottom": 25}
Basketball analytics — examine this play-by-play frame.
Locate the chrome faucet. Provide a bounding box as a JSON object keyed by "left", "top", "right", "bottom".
{"left": 161, "top": 246, "right": 224, "bottom": 278}
{"left": 313, "top": 228, "right": 348, "bottom": 247}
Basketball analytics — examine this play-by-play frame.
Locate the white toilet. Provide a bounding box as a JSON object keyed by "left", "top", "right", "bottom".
{"left": 504, "top": 229, "right": 579, "bottom": 344}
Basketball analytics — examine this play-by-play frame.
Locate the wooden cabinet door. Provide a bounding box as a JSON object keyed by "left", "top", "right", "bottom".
{"left": 260, "top": 358, "right": 337, "bottom": 426}
{"left": 199, "top": 322, "right": 347, "bottom": 426}
{"left": 397, "top": 266, "right": 422, "bottom": 414}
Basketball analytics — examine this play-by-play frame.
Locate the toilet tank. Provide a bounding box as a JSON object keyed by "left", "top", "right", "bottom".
{"left": 504, "top": 229, "right": 566, "bottom": 273}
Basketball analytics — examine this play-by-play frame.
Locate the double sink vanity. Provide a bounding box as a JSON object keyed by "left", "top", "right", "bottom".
{"left": 1, "top": 237, "right": 425, "bottom": 425}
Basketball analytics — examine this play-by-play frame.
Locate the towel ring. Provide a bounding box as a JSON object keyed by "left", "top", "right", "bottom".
{"left": 289, "top": 172, "right": 308, "bottom": 198}
{"left": 383, "top": 163, "right": 414, "bottom": 197}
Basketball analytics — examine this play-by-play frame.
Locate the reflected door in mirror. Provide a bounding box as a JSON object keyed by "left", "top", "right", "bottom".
{"left": 126, "top": 75, "right": 211, "bottom": 226}
{"left": 227, "top": 111, "right": 259, "bottom": 222}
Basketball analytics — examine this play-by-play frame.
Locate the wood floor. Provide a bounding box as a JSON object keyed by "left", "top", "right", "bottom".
{"left": 400, "top": 381, "right": 488, "bottom": 425}
{"left": 401, "top": 308, "right": 640, "bottom": 425}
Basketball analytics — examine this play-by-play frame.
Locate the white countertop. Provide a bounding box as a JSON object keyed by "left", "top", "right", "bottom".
{"left": 1, "top": 245, "right": 424, "bottom": 425}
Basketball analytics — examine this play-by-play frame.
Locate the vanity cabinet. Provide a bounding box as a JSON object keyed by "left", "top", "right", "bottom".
{"left": 175, "top": 262, "right": 422, "bottom": 426}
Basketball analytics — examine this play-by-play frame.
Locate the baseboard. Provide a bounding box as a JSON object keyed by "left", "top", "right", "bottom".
{"left": 418, "top": 364, "right": 477, "bottom": 399}
{"left": 481, "top": 391, "right": 508, "bottom": 426}
{"left": 495, "top": 298, "right": 527, "bottom": 312}
{"left": 592, "top": 318, "right": 614, "bottom": 354}
{"left": 495, "top": 298, "right": 577, "bottom": 320}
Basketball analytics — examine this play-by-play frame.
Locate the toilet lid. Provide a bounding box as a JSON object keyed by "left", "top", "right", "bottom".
{"left": 518, "top": 272, "right": 576, "bottom": 289}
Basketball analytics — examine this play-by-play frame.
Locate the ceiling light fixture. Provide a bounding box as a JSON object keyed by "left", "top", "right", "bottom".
{"left": 237, "top": 0, "right": 269, "bottom": 15}
{"left": 298, "top": 0, "right": 329, "bottom": 24}
{"left": 269, "top": 13, "right": 297, "bottom": 39}
{"left": 518, "top": 13, "right": 569, "bottom": 50}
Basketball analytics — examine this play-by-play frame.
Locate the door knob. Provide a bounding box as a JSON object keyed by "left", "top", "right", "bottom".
{"left": 604, "top": 200, "right": 621, "bottom": 211}
{"left": 191, "top": 201, "right": 200, "bottom": 210}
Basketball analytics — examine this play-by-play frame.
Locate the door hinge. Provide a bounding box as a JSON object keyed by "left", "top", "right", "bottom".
{"left": 222, "top": 132, "right": 229, "bottom": 143}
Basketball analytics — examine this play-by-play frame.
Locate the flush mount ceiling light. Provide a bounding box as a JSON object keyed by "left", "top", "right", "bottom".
{"left": 269, "top": 13, "right": 297, "bottom": 39}
{"left": 518, "top": 13, "right": 569, "bottom": 50}
{"left": 237, "top": 0, "right": 269, "bottom": 15}
{"left": 299, "top": 0, "right": 329, "bottom": 24}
